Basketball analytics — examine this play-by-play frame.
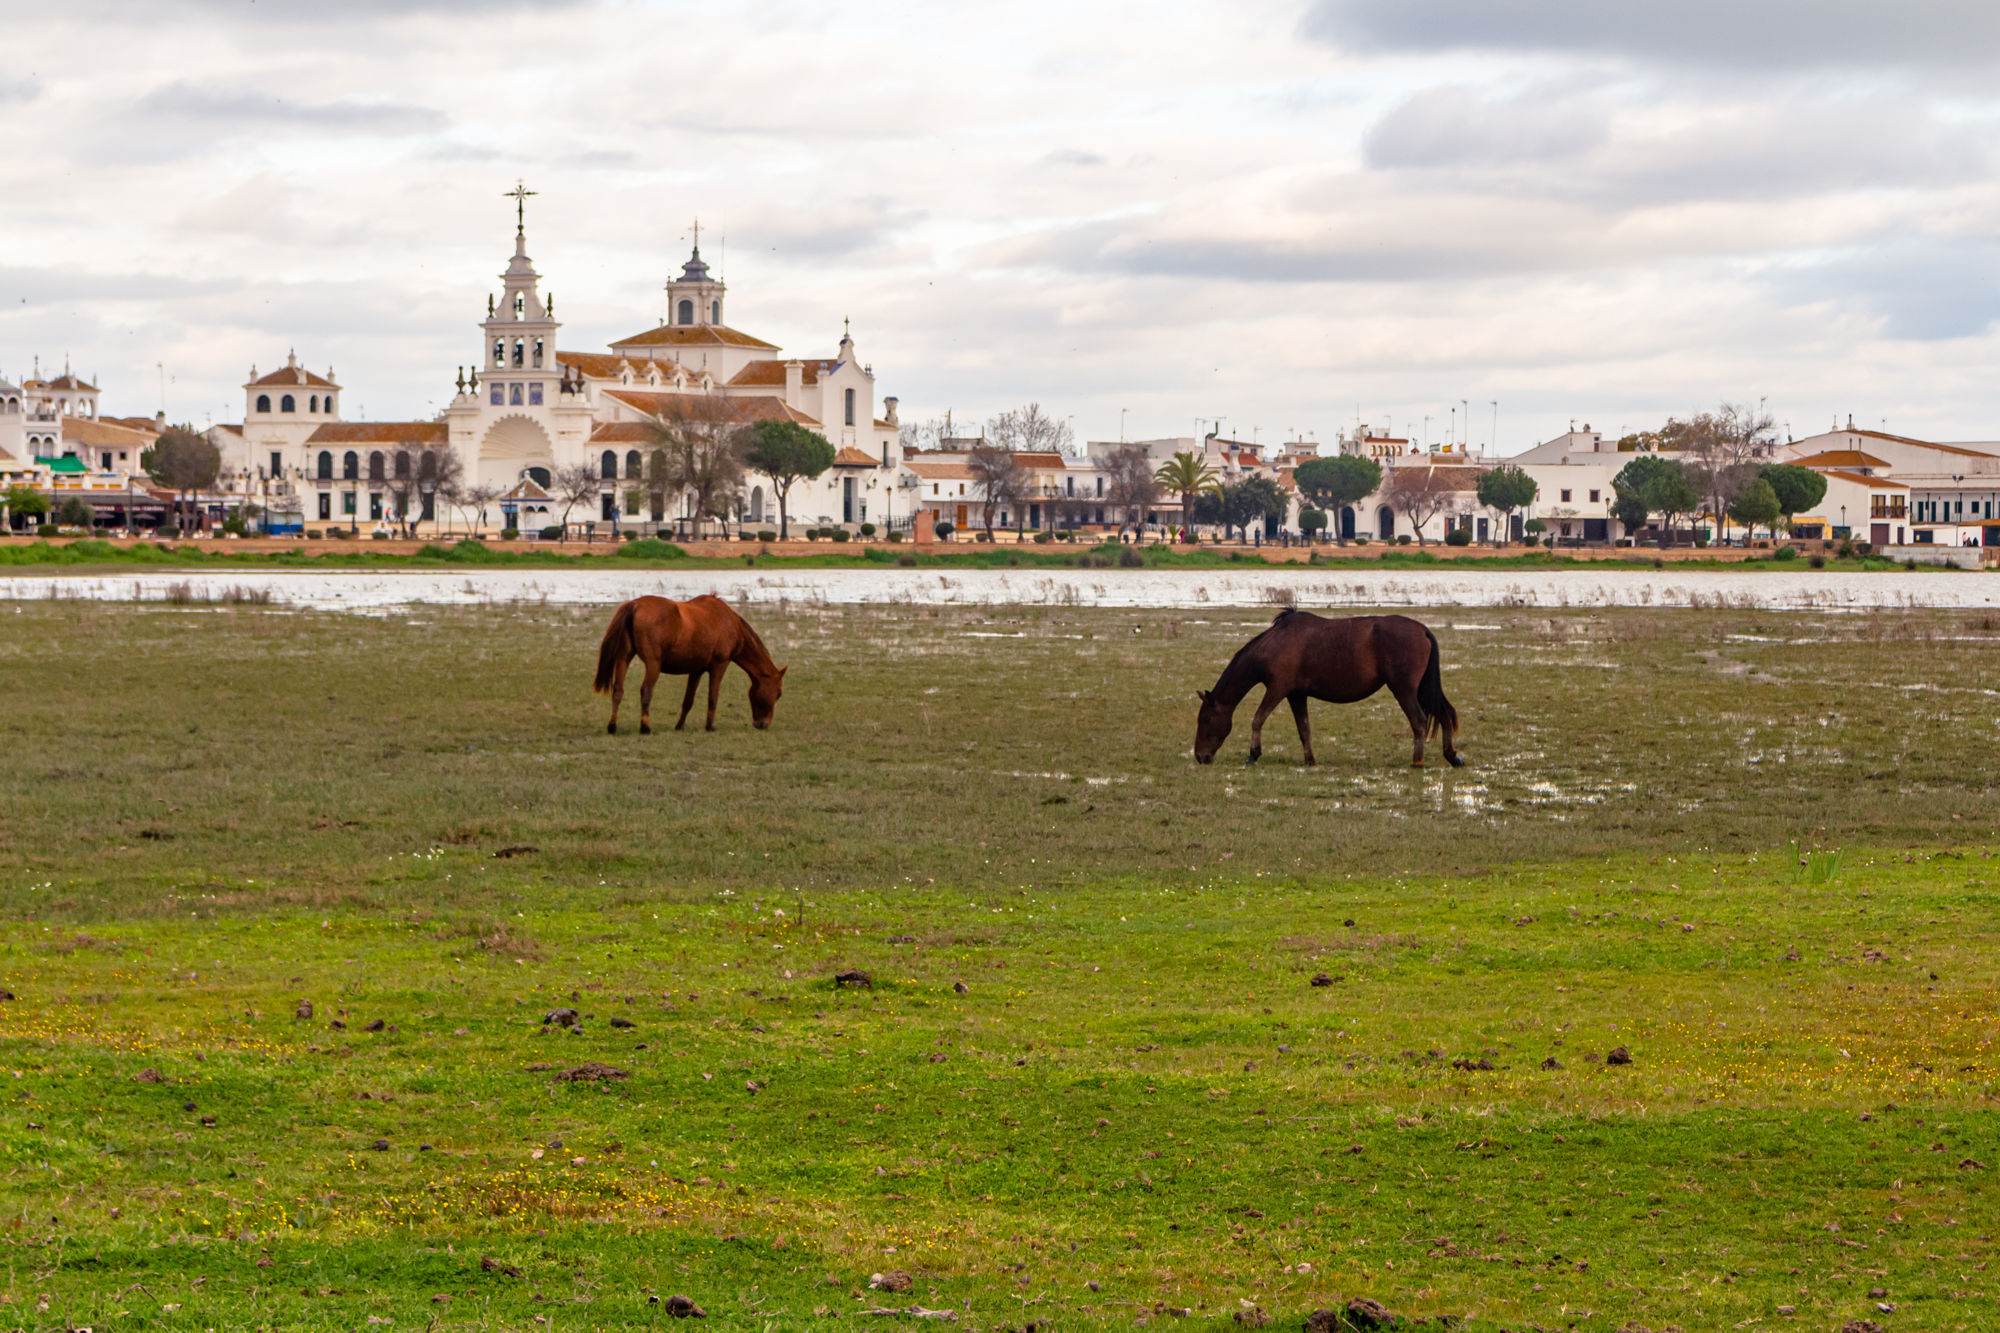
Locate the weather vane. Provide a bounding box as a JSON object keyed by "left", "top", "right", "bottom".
{"left": 506, "top": 180, "right": 537, "bottom": 231}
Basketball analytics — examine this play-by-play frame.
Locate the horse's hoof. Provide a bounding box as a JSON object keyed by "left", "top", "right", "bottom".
{"left": 1301, "top": 756, "right": 1317, "bottom": 767}
{"left": 1447, "top": 753, "right": 1465, "bottom": 768}
{"left": 1245, "top": 749, "right": 1261, "bottom": 765}
{"left": 640, "top": 722, "right": 651, "bottom": 735}
{"left": 1410, "top": 761, "right": 1425, "bottom": 769}
{"left": 606, "top": 722, "right": 617, "bottom": 735}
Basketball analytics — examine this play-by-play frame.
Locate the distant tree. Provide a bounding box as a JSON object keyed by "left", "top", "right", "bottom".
{"left": 380, "top": 442, "right": 463, "bottom": 536}
{"left": 1153, "top": 451, "right": 1221, "bottom": 532}
{"left": 985, "top": 403, "right": 1074, "bottom": 455}
{"left": 1760, "top": 464, "right": 1827, "bottom": 530}
{"left": 897, "top": 415, "right": 952, "bottom": 455}
{"left": 143, "top": 427, "right": 221, "bottom": 536}
{"left": 1474, "top": 465, "right": 1537, "bottom": 541}
{"left": 1101, "top": 442, "right": 1161, "bottom": 526}
{"left": 1381, "top": 466, "right": 1462, "bottom": 545}
{"left": 448, "top": 479, "right": 500, "bottom": 538}
{"left": 56, "top": 496, "right": 95, "bottom": 529}
{"left": 1729, "top": 476, "right": 1782, "bottom": 539}
{"left": 1609, "top": 486, "right": 1651, "bottom": 537}
{"left": 655, "top": 399, "right": 747, "bottom": 536}
{"left": 1219, "top": 475, "right": 1285, "bottom": 540}
{"left": 743, "top": 419, "right": 834, "bottom": 539}
{"left": 1612, "top": 455, "right": 1698, "bottom": 541}
{"left": 4, "top": 483, "right": 47, "bottom": 529}
{"left": 1682, "top": 402, "right": 1778, "bottom": 540}
{"left": 967, "top": 442, "right": 1026, "bottom": 536}
{"left": 550, "top": 462, "right": 604, "bottom": 540}
{"left": 1298, "top": 506, "right": 1328, "bottom": 539}
{"left": 1292, "top": 455, "right": 1381, "bottom": 514}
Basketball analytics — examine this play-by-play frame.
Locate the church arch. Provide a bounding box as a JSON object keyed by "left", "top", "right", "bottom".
{"left": 317, "top": 450, "right": 333, "bottom": 479}
{"left": 478, "top": 413, "right": 555, "bottom": 483}
{"left": 367, "top": 451, "right": 385, "bottom": 482}
{"left": 342, "top": 451, "right": 359, "bottom": 480}
{"left": 677, "top": 299, "right": 694, "bottom": 326}
{"left": 749, "top": 485, "right": 764, "bottom": 522}
{"left": 1377, "top": 506, "right": 1395, "bottom": 541}
{"left": 600, "top": 450, "right": 617, "bottom": 480}
{"left": 256, "top": 394, "right": 271, "bottom": 413}
{"left": 394, "top": 450, "right": 411, "bottom": 480}
{"left": 309, "top": 395, "right": 318, "bottom": 413}
{"left": 281, "top": 394, "right": 296, "bottom": 413}
{"left": 625, "top": 450, "right": 641, "bottom": 479}
{"left": 710, "top": 299, "right": 720, "bottom": 323}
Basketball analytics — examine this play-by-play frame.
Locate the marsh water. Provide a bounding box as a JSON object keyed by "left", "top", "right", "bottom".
{"left": 1, "top": 565, "right": 1996, "bottom": 611}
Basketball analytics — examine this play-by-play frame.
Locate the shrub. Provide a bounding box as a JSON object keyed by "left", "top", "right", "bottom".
{"left": 895, "top": 551, "right": 917, "bottom": 567}
{"left": 757, "top": 530, "right": 778, "bottom": 542}
{"left": 1525, "top": 519, "right": 1547, "bottom": 535}
{"left": 1773, "top": 544, "right": 1799, "bottom": 562}
{"left": 1117, "top": 545, "right": 1144, "bottom": 568}
{"left": 1032, "top": 531, "right": 1053, "bottom": 544}
{"left": 538, "top": 525, "right": 564, "bottom": 540}
{"left": 500, "top": 528, "right": 520, "bottom": 541}
{"left": 305, "top": 529, "right": 323, "bottom": 540}
{"left": 976, "top": 531, "right": 993, "bottom": 543}
{"left": 830, "top": 528, "right": 851, "bottom": 542}
{"left": 1836, "top": 537, "right": 1858, "bottom": 560}
{"left": 415, "top": 543, "right": 452, "bottom": 560}
{"left": 621, "top": 531, "right": 636, "bottom": 542}
{"left": 615, "top": 538, "right": 688, "bottom": 560}
{"left": 1444, "top": 528, "right": 1472, "bottom": 547}
{"left": 859, "top": 522, "right": 876, "bottom": 537}
{"left": 1809, "top": 553, "right": 1827, "bottom": 568}
{"left": 372, "top": 530, "right": 393, "bottom": 540}
{"left": 1352, "top": 536, "right": 1370, "bottom": 546}
{"left": 1396, "top": 535, "right": 1412, "bottom": 546}
{"left": 803, "top": 527, "right": 820, "bottom": 540}
{"left": 935, "top": 521, "right": 955, "bottom": 538}
{"left": 885, "top": 530, "right": 903, "bottom": 543}
{"left": 1855, "top": 540, "right": 1873, "bottom": 556}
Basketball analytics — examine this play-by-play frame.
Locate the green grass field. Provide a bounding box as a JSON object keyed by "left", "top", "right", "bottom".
{"left": 0, "top": 598, "right": 1993, "bottom": 1331}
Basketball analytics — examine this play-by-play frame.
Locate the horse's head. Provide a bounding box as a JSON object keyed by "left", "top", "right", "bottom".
{"left": 749, "top": 666, "right": 786, "bottom": 729}
{"left": 1192, "top": 688, "right": 1232, "bottom": 764}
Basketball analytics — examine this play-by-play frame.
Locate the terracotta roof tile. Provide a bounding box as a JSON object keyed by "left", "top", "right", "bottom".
{"left": 609, "top": 324, "right": 780, "bottom": 352}
{"left": 305, "top": 421, "right": 447, "bottom": 445}
{"left": 831, "top": 446, "right": 882, "bottom": 467}
{"left": 727, "top": 360, "right": 828, "bottom": 388}
{"left": 248, "top": 364, "right": 337, "bottom": 389}
{"left": 1822, "top": 469, "right": 1908, "bottom": 490}
{"left": 61, "top": 417, "right": 157, "bottom": 447}
{"left": 602, "top": 388, "right": 822, "bottom": 428}
{"left": 1793, "top": 449, "right": 1890, "bottom": 469}
{"left": 588, "top": 421, "right": 659, "bottom": 443}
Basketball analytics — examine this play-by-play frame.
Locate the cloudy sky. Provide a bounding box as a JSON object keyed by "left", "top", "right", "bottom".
{"left": 6, "top": 0, "right": 2000, "bottom": 453}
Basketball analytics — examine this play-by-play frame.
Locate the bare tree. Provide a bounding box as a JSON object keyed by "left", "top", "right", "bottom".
{"left": 897, "top": 414, "right": 953, "bottom": 455}
{"left": 1681, "top": 401, "right": 1778, "bottom": 542}
{"left": 966, "top": 442, "right": 1026, "bottom": 537}
{"left": 1381, "top": 466, "right": 1464, "bottom": 545}
{"left": 380, "top": 441, "right": 463, "bottom": 536}
{"left": 448, "top": 479, "right": 500, "bottom": 538}
{"left": 1102, "top": 442, "right": 1161, "bottom": 528}
{"left": 654, "top": 398, "right": 746, "bottom": 537}
{"left": 550, "top": 461, "right": 603, "bottom": 540}
{"left": 986, "top": 403, "right": 1075, "bottom": 455}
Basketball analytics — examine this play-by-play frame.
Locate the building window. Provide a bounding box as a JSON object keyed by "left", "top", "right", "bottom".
{"left": 1096, "top": 477, "right": 1104, "bottom": 497}
{"left": 513, "top": 339, "right": 524, "bottom": 367}
{"left": 394, "top": 451, "right": 411, "bottom": 480}
{"left": 600, "top": 450, "right": 617, "bottom": 480}
{"left": 1588, "top": 489, "right": 1600, "bottom": 502}
{"left": 844, "top": 388, "right": 856, "bottom": 427}
{"left": 309, "top": 395, "right": 319, "bottom": 413}
{"left": 711, "top": 300, "right": 720, "bottom": 323}
{"left": 368, "top": 451, "right": 385, "bottom": 482}
{"left": 270, "top": 450, "right": 283, "bottom": 476}
{"left": 281, "top": 394, "right": 296, "bottom": 413}
{"left": 317, "top": 450, "right": 333, "bottom": 479}
{"left": 1560, "top": 489, "right": 1572, "bottom": 502}
{"left": 677, "top": 299, "right": 694, "bottom": 325}
{"left": 625, "top": 450, "right": 642, "bottom": 479}
{"left": 318, "top": 493, "right": 331, "bottom": 521}
{"left": 528, "top": 382, "right": 543, "bottom": 406}
{"left": 491, "top": 383, "right": 504, "bottom": 406}
{"left": 256, "top": 394, "right": 271, "bottom": 413}
{"left": 342, "top": 451, "right": 359, "bottom": 480}
{"left": 493, "top": 339, "right": 506, "bottom": 366}
{"left": 324, "top": 395, "right": 334, "bottom": 415}
{"left": 370, "top": 493, "right": 382, "bottom": 521}
{"left": 532, "top": 338, "right": 544, "bottom": 368}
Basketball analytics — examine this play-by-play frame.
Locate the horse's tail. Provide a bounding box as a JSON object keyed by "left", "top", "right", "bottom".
{"left": 1417, "top": 627, "right": 1457, "bottom": 740}
{"left": 593, "top": 600, "right": 637, "bottom": 695}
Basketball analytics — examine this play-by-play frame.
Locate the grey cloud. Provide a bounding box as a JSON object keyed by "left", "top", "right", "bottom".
{"left": 1364, "top": 85, "right": 1608, "bottom": 168}
{"left": 134, "top": 82, "right": 447, "bottom": 135}
{"left": 1304, "top": 0, "right": 2000, "bottom": 69}
{"left": 753, "top": 198, "right": 926, "bottom": 262}
{"left": 1768, "top": 237, "right": 2000, "bottom": 340}
{"left": 0, "top": 77, "right": 41, "bottom": 105}
{"left": 1042, "top": 149, "right": 1107, "bottom": 167}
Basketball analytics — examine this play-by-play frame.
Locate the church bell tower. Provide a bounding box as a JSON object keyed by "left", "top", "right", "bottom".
{"left": 664, "top": 221, "right": 725, "bottom": 327}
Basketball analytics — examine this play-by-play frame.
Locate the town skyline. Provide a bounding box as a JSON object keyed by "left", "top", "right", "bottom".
{"left": 6, "top": 1, "right": 2000, "bottom": 450}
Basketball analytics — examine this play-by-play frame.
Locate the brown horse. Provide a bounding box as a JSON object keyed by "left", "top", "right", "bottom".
{"left": 1193, "top": 610, "right": 1462, "bottom": 767}
{"left": 593, "top": 594, "right": 786, "bottom": 735}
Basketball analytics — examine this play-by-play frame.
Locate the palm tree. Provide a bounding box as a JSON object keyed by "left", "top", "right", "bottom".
{"left": 1153, "top": 451, "right": 1220, "bottom": 537}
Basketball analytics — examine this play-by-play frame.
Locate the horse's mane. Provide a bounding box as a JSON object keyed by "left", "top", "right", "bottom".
{"left": 1213, "top": 608, "right": 1304, "bottom": 688}
{"left": 731, "top": 610, "right": 779, "bottom": 675}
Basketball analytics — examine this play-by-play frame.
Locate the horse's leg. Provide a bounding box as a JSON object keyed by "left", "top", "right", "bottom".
{"left": 638, "top": 658, "right": 661, "bottom": 735}
{"left": 607, "top": 655, "right": 628, "bottom": 734}
{"left": 1246, "top": 686, "right": 1284, "bottom": 764}
{"left": 1288, "top": 692, "right": 1315, "bottom": 766}
{"left": 674, "top": 673, "right": 700, "bottom": 731}
{"left": 704, "top": 665, "right": 724, "bottom": 731}
{"left": 1390, "top": 682, "right": 1427, "bottom": 767}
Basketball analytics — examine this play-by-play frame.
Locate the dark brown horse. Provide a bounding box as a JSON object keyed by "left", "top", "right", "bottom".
{"left": 594, "top": 594, "right": 786, "bottom": 735}
{"left": 1193, "top": 610, "right": 1461, "bottom": 767}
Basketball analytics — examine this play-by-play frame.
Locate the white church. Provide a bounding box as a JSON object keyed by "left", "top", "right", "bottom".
{"left": 215, "top": 194, "right": 905, "bottom": 535}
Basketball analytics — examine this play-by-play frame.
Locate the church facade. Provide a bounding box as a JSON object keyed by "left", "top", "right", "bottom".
{"left": 219, "top": 202, "right": 905, "bottom": 535}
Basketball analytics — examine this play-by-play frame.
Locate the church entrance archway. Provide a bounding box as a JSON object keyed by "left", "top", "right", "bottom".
{"left": 1377, "top": 506, "right": 1396, "bottom": 541}
{"left": 478, "top": 414, "right": 554, "bottom": 489}
{"left": 1339, "top": 506, "right": 1356, "bottom": 539}
{"left": 749, "top": 485, "right": 765, "bottom": 523}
